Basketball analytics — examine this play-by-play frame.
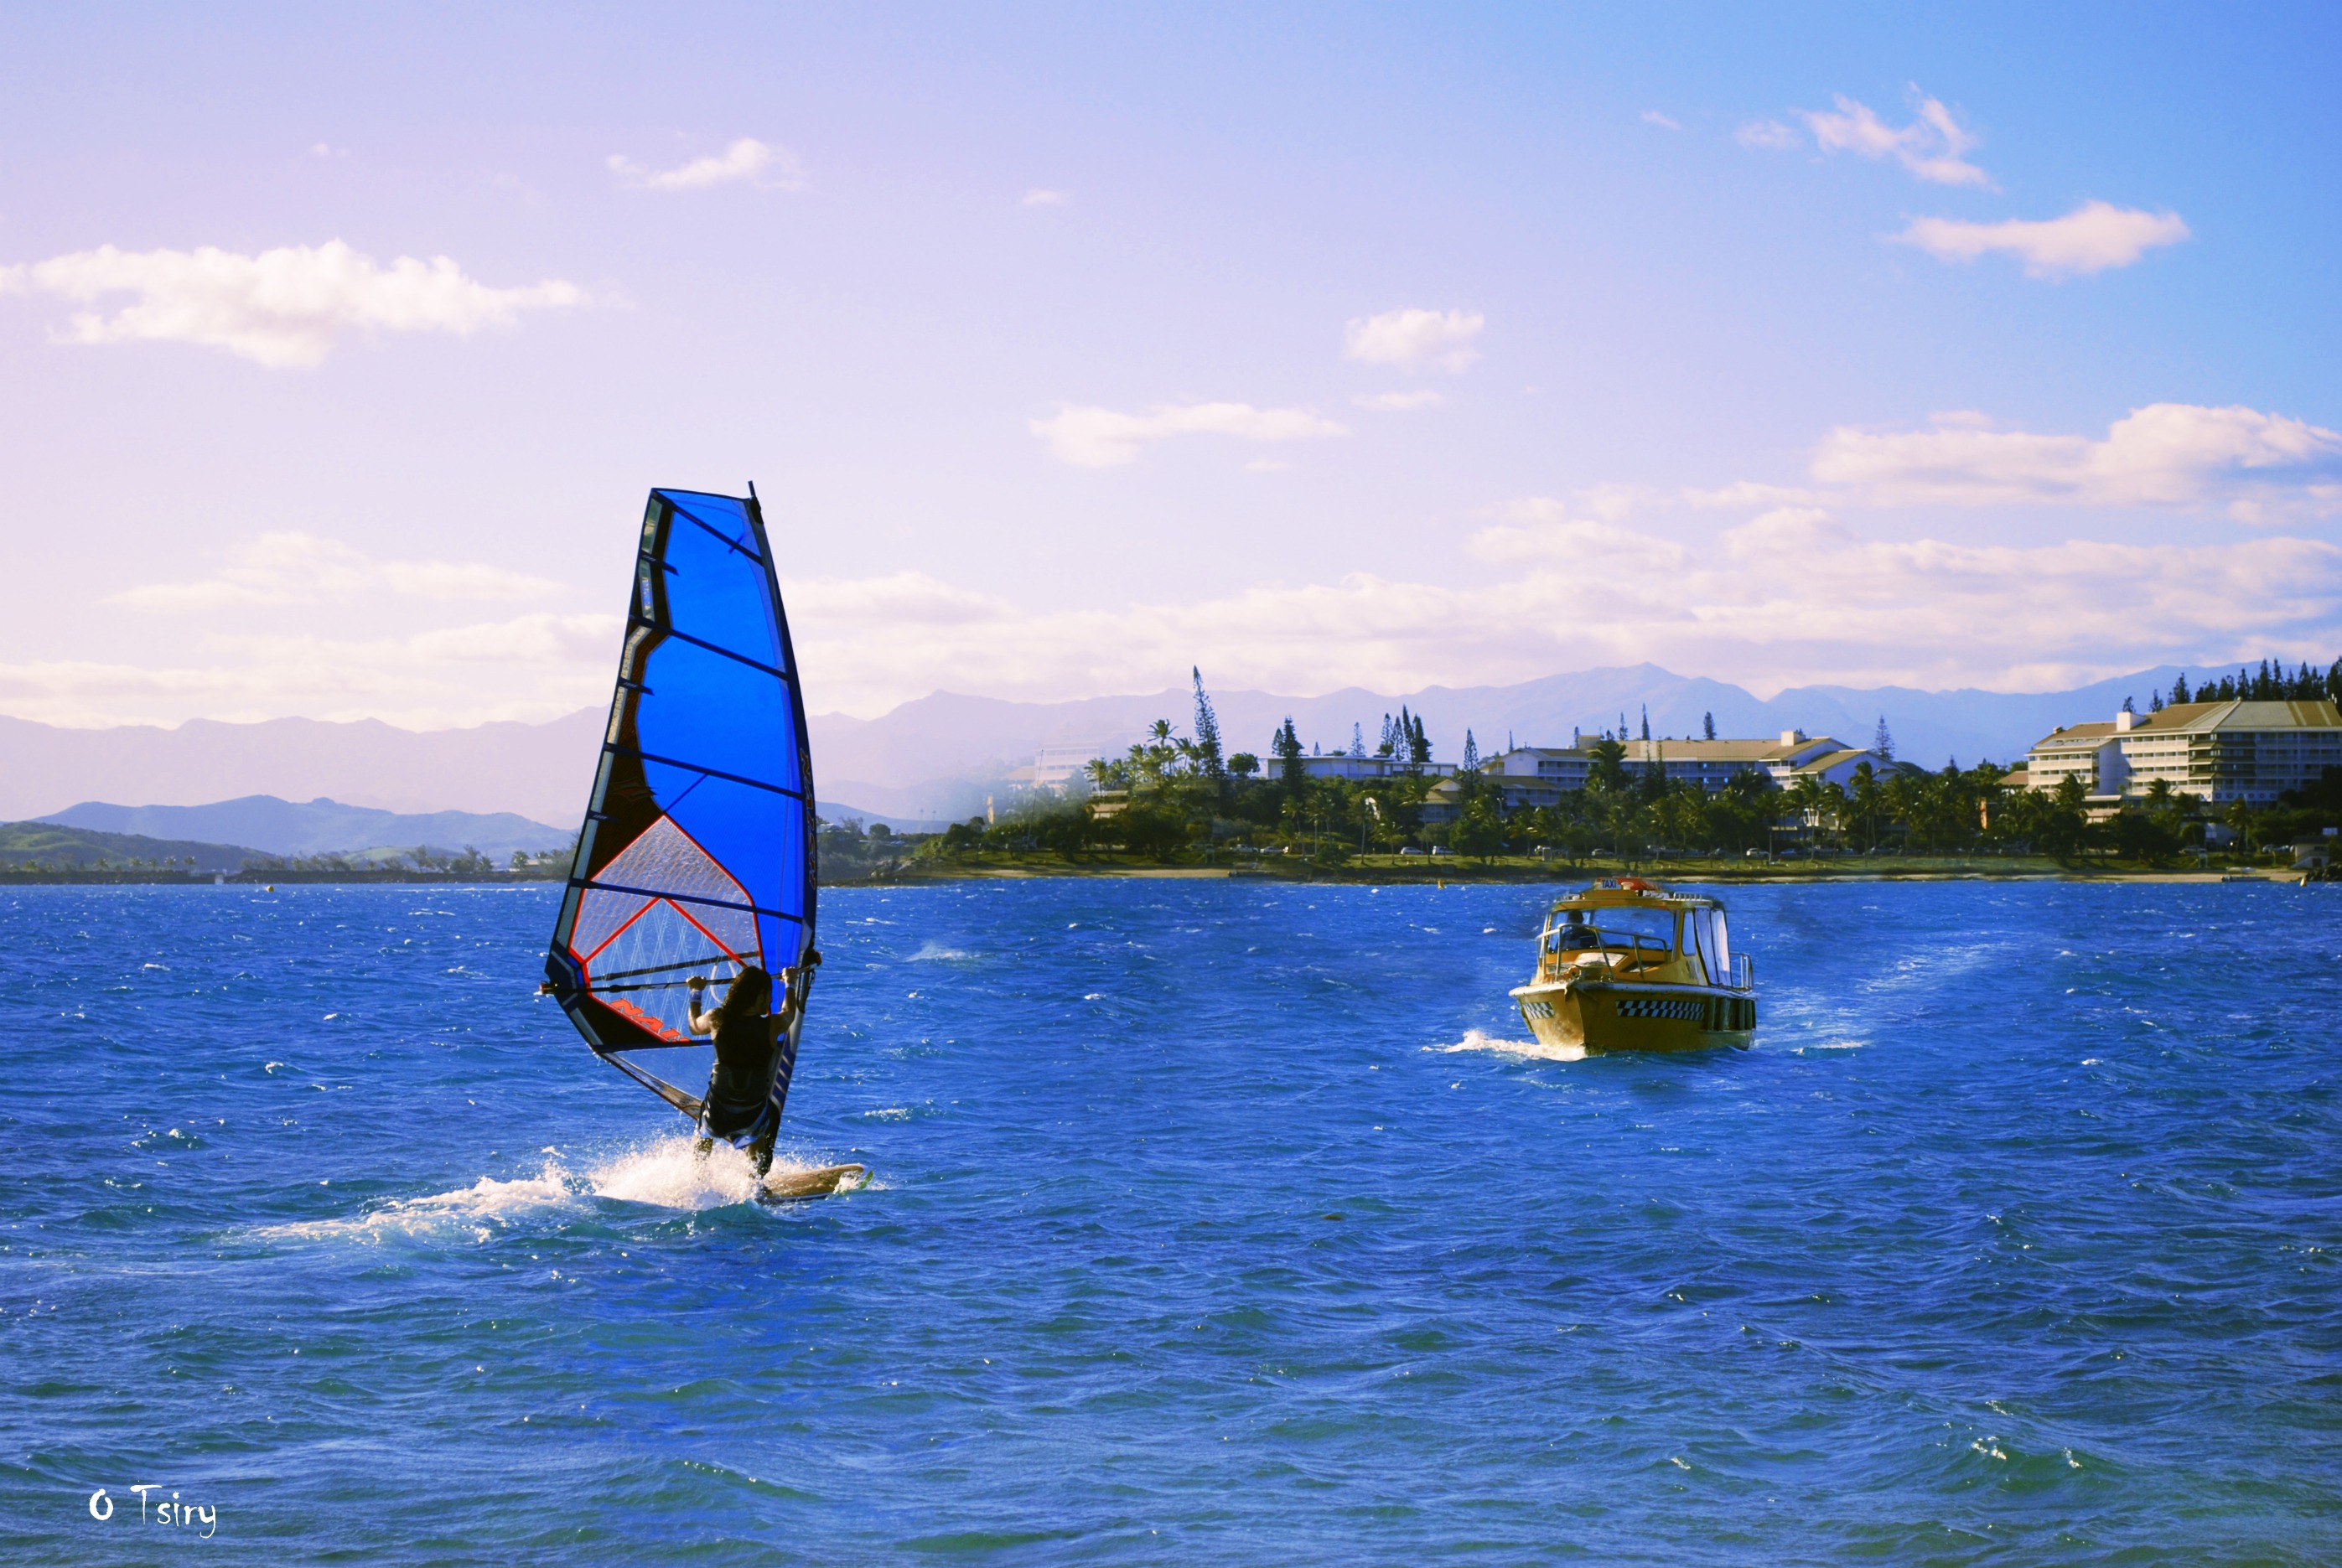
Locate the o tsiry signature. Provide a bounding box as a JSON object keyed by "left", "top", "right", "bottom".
{"left": 90, "top": 1486, "right": 217, "bottom": 1538}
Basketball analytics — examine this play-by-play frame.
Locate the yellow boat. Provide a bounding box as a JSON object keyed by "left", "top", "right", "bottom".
{"left": 1509, "top": 877, "right": 1755, "bottom": 1053}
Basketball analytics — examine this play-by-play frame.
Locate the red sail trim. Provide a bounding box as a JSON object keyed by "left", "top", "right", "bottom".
{"left": 601, "top": 994, "right": 689, "bottom": 1044}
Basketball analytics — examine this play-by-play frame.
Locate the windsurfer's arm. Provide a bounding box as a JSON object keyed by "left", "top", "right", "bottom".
{"left": 767, "top": 966, "right": 806, "bottom": 1045}
{"left": 686, "top": 975, "right": 717, "bottom": 1036}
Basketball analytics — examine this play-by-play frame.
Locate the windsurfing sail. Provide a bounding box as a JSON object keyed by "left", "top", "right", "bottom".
{"left": 542, "top": 487, "right": 818, "bottom": 1121}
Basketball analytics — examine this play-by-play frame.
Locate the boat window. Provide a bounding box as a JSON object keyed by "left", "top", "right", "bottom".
{"left": 1546, "top": 911, "right": 1602, "bottom": 951}
{"left": 1686, "top": 908, "right": 1728, "bottom": 984}
{"left": 1549, "top": 906, "right": 1676, "bottom": 955}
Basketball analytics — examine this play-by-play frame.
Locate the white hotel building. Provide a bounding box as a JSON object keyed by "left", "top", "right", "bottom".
{"left": 2026, "top": 699, "right": 2342, "bottom": 810}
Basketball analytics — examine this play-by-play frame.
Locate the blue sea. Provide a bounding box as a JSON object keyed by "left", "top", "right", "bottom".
{"left": 3, "top": 879, "right": 2338, "bottom": 1565}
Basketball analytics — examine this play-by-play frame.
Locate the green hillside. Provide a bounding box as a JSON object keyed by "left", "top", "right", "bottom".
{"left": 0, "top": 821, "right": 265, "bottom": 872}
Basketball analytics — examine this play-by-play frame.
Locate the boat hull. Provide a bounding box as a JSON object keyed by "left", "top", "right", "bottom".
{"left": 1509, "top": 981, "right": 1754, "bottom": 1054}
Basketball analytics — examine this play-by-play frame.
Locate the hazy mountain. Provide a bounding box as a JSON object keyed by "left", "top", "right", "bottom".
{"left": 0, "top": 712, "right": 607, "bottom": 826}
{"left": 0, "top": 665, "right": 2188, "bottom": 826}
{"left": 39, "top": 796, "right": 573, "bottom": 859}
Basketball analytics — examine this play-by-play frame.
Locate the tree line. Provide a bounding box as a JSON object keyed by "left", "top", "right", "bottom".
{"left": 922, "top": 670, "right": 2342, "bottom": 868}
{"left": 2160, "top": 658, "right": 2342, "bottom": 708}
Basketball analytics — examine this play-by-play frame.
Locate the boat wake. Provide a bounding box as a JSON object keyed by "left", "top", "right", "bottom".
{"left": 255, "top": 1137, "right": 857, "bottom": 1244}
{"left": 1434, "top": 1028, "right": 1587, "bottom": 1063}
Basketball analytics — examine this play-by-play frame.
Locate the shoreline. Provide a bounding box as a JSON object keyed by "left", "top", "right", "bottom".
{"left": 0, "top": 863, "right": 2315, "bottom": 889}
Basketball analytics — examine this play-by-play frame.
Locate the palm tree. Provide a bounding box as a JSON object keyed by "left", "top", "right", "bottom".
{"left": 2222, "top": 797, "right": 2257, "bottom": 862}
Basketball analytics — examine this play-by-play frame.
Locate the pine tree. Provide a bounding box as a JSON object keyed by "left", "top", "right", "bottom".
{"left": 1189, "top": 667, "right": 1225, "bottom": 779}
{"left": 1350, "top": 722, "right": 1365, "bottom": 759}
{"left": 2329, "top": 658, "right": 2342, "bottom": 707}
{"left": 2122, "top": 695, "right": 2135, "bottom": 716}
{"left": 1640, "top": 705, "right": 1650, "bottom": 742}
{"left": 1463, "top": 730, "right": 1479, "bottom": 771}
{"left": 2149, "top": 689, "right": 2163, "bottom": 712}
{"left": 2171, "top": 672, "right": 2191, "bottom": 704}
{"left": 1377, "top": 713, "right": 1396, "bottom": 757}
{"left": 1273, "top": 717, "right": 1306, "bottom": 795}
{"left": 1873, "top": 715, "right": 1894, "bottom": 761}
{"left": 1398, "top": 707, "right": 1430, "bottom": 767}
{"left": 1702, "top": 711, "right": 1716, "bottom": 741}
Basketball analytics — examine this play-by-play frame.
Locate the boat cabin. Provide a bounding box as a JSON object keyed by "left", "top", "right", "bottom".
{"left": 1536, "top": 879, "right": 1744, "bottom": 990}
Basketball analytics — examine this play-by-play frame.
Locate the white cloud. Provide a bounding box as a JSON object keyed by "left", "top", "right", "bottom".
{"left": 1355, "top": 390, "right": 1445, "bottom": 411}
{"left": 1343, "top": 307, "right": 1485, "bottom": 372}
{"left": 1029, "top": 401, "right": 1349, "bottom": 468}
{"left": 1811, "top": 404, "right": 2342, "bottom": 515}
{"left": 0, "top": 241, "right": 584, "bottom": 368}
{"left": 107, "top": 533, "right": 566, "bottom": 611}
{"left": 1736, "top": 119, "right": 1800, "bottom": 151}
{"left": 1021, "top": 189, "right": 1069, "bottom": 207}
{"left": 18, "top": 516, "right": 2334, "bottom": 727}
{"left": 1801, "top": 89, "right": 1990, "bottom": 186}
{"left": 1894, "top": 199, "right": 2189, "bottom": 278}
{"left": 763, "top": 515, "right": 2342, "bottom": 717}
{"left": 1720, "top": 506, "right": 1853, "bottom": 559}
{"left": 1681, "top": 480, "right": 1823, "bottom": 510}
{"left": 0, "top": 612, "right": 620, "bottom": 730}
{"left": 1467, "top": 499, "right": 1674, "bottom": 567}
{"left": 608, "top": 137, "right": 803, "bottom": 192}
{"left": 1640, "top": 111, "right": 1681, "bottom": 131}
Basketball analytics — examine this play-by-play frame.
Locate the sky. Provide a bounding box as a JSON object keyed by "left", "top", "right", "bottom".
{"left": 1, "top": 3, "right": 2337, "bottom": 729}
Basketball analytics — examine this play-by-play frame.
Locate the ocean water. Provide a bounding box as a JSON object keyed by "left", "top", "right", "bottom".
{"left": 3, "top": 878, "right": 2337, "bottom": 1565}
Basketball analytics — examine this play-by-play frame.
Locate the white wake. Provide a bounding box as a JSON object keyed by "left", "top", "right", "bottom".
{"left": 256, "top": 1136, "right": 853, "bottom": 1243}
{"left": 1434, "top": 1028, "right": 1587, "bottom": 1063}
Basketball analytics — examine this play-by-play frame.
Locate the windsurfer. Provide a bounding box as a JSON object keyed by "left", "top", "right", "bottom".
{"left": 686, "top": 964, "right": 805, "bottom": 1177}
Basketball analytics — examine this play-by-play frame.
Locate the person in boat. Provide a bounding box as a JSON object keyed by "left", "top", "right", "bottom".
{"left": 1552, "top": 911, "right": 1600, "bottom": 952}
{"left": 684, "top": 963, "right": 802, "bottom": 1177}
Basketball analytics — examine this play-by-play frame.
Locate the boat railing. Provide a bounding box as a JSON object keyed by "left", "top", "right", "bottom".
{"left": 1729, "top": 953, "right": 1754, "bottom": 991}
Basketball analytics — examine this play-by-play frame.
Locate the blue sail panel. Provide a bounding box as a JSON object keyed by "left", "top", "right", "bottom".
{"left": 543, "top": 487, "right": 818, "bottom": 1120}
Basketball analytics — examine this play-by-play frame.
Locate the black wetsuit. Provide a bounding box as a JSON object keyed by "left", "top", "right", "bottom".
{"left": 702, "top": 1010, "right": 778, "bottom": 1140}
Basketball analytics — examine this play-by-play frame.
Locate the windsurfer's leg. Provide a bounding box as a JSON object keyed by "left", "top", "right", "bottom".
{"left": 748, "top": 1106, "right": 777, "bottom": 1178}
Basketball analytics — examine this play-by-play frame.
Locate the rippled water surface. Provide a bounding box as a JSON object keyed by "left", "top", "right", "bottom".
{"left": 3, "top": 880, "right": 2338, "bottom": 1564}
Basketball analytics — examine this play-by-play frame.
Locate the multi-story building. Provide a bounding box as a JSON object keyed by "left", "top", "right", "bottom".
{"left": 2025, "top": 699, "right": 2342, "bottom": 810}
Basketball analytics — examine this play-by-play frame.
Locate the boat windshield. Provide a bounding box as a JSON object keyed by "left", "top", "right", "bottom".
{"left": 1547, "top": 906, "right": 1676, "bottom": 955}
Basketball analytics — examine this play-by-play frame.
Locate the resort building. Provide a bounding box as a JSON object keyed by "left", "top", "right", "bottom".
{"left": 1468, "top": 732, "right": 1902, "bottom": 810}
{"left": 1418, "top": 731, "right": 1909, "bottom": 822}
{"left": 1286, "top": 753, "right": 1456, "bottom": 782}
{"left": 2024, "top": 700, "right": 2342, "bottom": 810}
{"left": 2023, "top": 706, "right": 2332, "bottom": 819}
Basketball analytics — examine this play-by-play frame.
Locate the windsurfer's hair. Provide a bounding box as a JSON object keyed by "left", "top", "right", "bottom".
{"left": 715, "top": 965, "right": 772, "bottom": 1022}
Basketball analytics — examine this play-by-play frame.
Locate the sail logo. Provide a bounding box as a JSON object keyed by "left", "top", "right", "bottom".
{"left": 87, "top": 1486, "right": 218, "bottom": 1538}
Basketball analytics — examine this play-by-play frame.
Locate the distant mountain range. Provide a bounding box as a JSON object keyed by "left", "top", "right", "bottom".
{"left": 37, "top": 796, "right": 573, "bottom": 860}
{"left": 1, "top": 664, "right": 2185, "bottom": 825}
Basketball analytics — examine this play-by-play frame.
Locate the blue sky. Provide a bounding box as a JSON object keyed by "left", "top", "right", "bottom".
{"left": 2, "top": 3, "right": 2336, "bottom": 727}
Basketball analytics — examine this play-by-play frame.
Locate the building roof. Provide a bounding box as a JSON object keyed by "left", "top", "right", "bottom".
{"left": 2031, "top": 698, "right": 2342, "bottom": 752}
{"left": 1484, "top": 735, "right": 1840, "bottom": 771}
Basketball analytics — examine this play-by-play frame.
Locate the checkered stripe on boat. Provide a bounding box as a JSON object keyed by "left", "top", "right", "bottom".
{"left": 1615, "top": 997, "right": 1707, "bottom": 1021}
